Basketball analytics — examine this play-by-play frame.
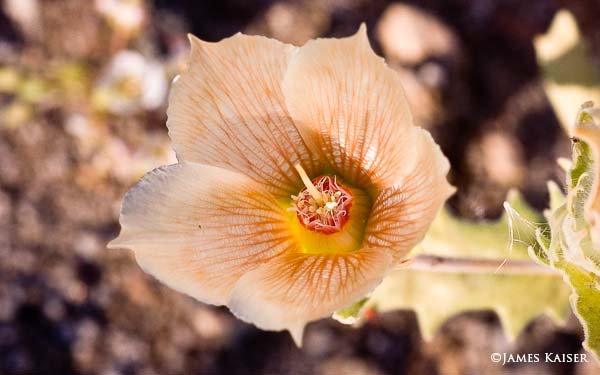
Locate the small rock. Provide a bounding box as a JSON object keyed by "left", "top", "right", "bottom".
{"left": 377, "top": 4, "right": 460, "bottom": 66}
{"left": 250, "top": 2, "right": 329, "bottom": 46}
{"left": 319, "top": 357, "right": 383, "bottom": 375}
{"left": 192, "top": 307, "right": 227, "bottom": 341}
{"left": 108, "top": 330, "right": 149, "bottom": 364}
{"left": 480, "top": 130, "right": 524, "bottom": 187}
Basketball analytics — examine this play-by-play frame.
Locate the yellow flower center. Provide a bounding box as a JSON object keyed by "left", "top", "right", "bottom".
{"left": 289, "top": 164, "right": 371, "bottom": 254}
{"left": 292, "top": 164, "right": 353, "bottom": 234}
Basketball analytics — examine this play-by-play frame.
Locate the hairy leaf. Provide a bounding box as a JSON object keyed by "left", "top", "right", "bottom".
{"left": 509, "top": 103, "right": 600, "bottom": 363}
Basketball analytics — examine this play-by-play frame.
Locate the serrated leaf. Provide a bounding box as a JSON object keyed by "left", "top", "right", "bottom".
{"left": 366, "top": 267, "right": 570, "bottom": 341}
{"left": 557, "top": 260, "right": 600, "bottom": 361}
{"left": 512, "top": 102, "right": 600, "bottom": 363}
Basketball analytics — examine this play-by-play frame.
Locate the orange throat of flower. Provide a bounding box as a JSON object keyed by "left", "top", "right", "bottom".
{"left": 292, "top": 175, "right": 353, "bottom": 234}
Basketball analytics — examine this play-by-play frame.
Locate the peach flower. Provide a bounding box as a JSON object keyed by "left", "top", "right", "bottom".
{"left": 109, "top": 25, "right": 454, "bottom": 345}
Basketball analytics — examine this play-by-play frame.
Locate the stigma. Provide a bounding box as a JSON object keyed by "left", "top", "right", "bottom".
{"left": 292, "top": 164, "right": 353, "bottom": 234}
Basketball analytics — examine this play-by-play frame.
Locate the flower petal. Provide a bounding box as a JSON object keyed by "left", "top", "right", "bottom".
{"left": 364, "top": 129, "right": 455, "bottom": 263}
{"left": 227, "top": 248, "right": 392, "bottom": 345}
{"left": 282, "top": 24, "right": 417, "bottom": 189}
{"left": 108, "top": 162, "right": 297, "bottom": 305}
{"left": 167, "top": 33, "right": 319, "bottom": 197}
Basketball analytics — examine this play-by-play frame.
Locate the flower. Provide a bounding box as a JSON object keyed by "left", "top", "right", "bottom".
{"left": 108, "top": 25, "right": 454, "bottom": 345}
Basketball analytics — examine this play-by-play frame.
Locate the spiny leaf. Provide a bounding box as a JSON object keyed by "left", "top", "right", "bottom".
{"left": 558, "top": 260, "right": 600, "bottom": 361}
{"left": 516, "top": 8, "right": 600, "bottom": 360}
{"left": 366, "top": 267, "right": 570, "bottom": 341}
{"left": 512, "top": 102, "right": 600, "bottom": 364}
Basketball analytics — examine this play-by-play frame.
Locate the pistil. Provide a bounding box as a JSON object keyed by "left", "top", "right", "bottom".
{"left": 294, "top": 164, "right": 323, "bottom": 205}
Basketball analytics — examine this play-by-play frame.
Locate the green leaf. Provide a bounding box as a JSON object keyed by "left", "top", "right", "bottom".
{"left": 548, "top": 180, "right": 566, "bottom": 212}
{"left": 332, "top": 298, "right": 368, "bottom": 324}
{"left": 510, "top": 102, "right": 600, "bottom": 363}
{"left": 558, "top": 260, "right": 600, "bottom": 361}
{"left": 366, "top": 267, "right": 570, "bottom": 341}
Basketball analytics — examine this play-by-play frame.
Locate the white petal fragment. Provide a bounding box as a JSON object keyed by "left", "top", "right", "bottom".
{"left": 108, "top": 162, "right": 297, "bottom": 305}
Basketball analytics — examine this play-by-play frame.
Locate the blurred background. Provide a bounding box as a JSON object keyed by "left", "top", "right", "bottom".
{"left": 1, "top": 0, "right": 599, "bottom": 374}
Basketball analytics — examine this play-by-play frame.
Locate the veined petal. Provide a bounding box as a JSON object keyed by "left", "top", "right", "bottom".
{"left": 364, "top": 129, "right": 455, "bottom": 263}
{"left": 108, "top": 162, "right": 297, "bottom": 305}
{"left": 227, "top": 248, "right": 392, "bottom": 345}
{"left": 167, "top": 33, "right": 319, "bottom": 197}
{"left": 282, "top": 24, "right": 417, "bottom": 189}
